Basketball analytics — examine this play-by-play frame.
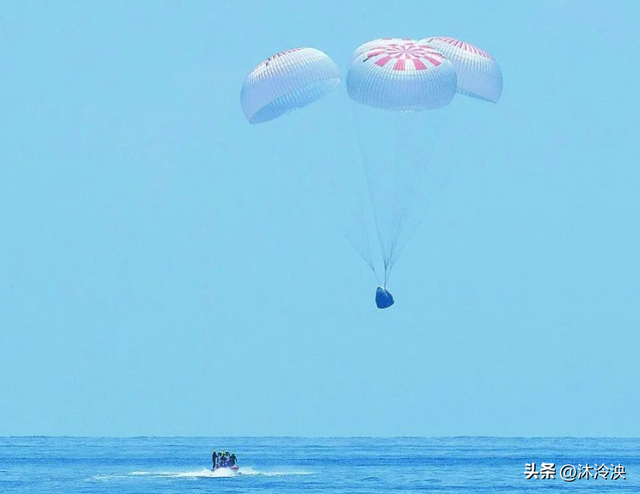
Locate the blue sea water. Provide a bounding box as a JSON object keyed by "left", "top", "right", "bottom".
{"left": 0, "top": 437, "right": 638, "bottom": 493}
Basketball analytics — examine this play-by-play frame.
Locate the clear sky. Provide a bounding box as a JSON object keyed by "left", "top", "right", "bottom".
{"left": 1, "top": 0, "right": 639, "bottom": 437}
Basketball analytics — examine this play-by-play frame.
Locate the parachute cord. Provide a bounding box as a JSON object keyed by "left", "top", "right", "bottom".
{"left": 289, "top": 133, "right": 377, "bottom": 277}
{"left": 373, "top": 264, "right": 382, "bottom": 285}
{"left": 356, "top": 249, "right": 377, "bottom": 277}
{"left": 383, "top": 259, "right": 390, "bottom": 289}
{"left": 366, "top": 257, "right": 381, "bottom": 285}
{"left": 351, "top": 104, "right": 388, "bottom": 277}
{"left": 385, "top": 150, "right": 430, "bottom": 275}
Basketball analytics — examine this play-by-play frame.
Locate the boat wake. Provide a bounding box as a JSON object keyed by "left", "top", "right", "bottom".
{"left": 89, "top": 467, "right": 313, "bottom": 481}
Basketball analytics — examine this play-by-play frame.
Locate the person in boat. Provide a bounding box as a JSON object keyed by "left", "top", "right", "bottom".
{"left": 228, "top": 453, "right": 237, "bottom": 467}
{"left": 219, "top": 452, "right": 228, "bottom": 467}
{"left": 212, "top": 450, "right": 218, "bottom": 469}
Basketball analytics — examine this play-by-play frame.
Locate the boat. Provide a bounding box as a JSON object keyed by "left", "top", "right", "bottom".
{"left": 213, "top": 465, "right": 239, "bottom": 472}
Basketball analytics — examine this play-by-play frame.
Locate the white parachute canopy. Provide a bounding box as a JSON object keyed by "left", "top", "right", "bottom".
{"left": 347, "top": 38, "right": 457, "bottom": 285}
{"left": 421, "top": 36, "right": 503, "bottom": 103}
{"left": 241, "top": 48, "right": 341, "bottom": 124}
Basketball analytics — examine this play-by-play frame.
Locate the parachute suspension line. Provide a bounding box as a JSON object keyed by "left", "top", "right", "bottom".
{"left": 352, "top": 109, "right": 431, "bottom": 288}
{"left": 385, "top": 135, "right": 432, "bottom": 277}
{"left": 347, "top": 236, "right": 377, "bottom": 278}
{"left": 386, "top": 145, "right": 409, "bottom": 276}
{"left": 351, "top": 104, "right": 389, "bottom": 280}
{"left": 386, "top": 169, "right": 418, "bottom": 273}
{"left": 381, "top": 139, "right": 416, "bottom": 281}
{"left": 372, "top": 261, "right": 382, "bottom": 286}
{"left": 389, "top": 202, "right": 425, "bottom": 271}
{"left": 356, "top": 126, "right": 409, "bottom": 287}
{"left": 344, "top": 165, "right": 379, "bottom": 279}
{"left": 241, "top": 47, "right": 388, "bottom": 277}
{"left": 346, "top": 38, "right": 464, "bottom": 295}
{"left": 341, "top": 208, "right": 377, "bottom": 276}
{"left": 358, "top": 247, "right": 380, "bottom": 283}
{"left": 289, "top": 153, "right": 376, "bottom": 275}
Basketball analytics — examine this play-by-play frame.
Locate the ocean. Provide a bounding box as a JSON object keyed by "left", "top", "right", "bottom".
{"left": 0, "top": 437, "right": 637, "bottom": 493}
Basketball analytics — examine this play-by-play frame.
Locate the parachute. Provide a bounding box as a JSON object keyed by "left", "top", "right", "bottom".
{"left": 241, "top": 48, "right": 341, "bottom": 124}
{"left": 346, "top": 38, "right": 457, "bottom": 301}
{"left": 421, "top": 37, "right": 503, "bottom": 103}
{"left": 241, "top": 38, "right": 501, "bottom": 310}
{"left": 347, "top": 39, "right": 457, "bottom": 111}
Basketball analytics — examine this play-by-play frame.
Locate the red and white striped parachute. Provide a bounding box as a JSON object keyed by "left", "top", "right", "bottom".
{"left": 421, "top": 36, "right": 503, "bottom": 103}
{"left": 347, "top": 38, "right": 457, "bottom": 111}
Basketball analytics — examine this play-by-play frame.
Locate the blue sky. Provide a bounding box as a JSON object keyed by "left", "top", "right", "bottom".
{"left": 1, "top": 0, "right": 639, "bottom": 436}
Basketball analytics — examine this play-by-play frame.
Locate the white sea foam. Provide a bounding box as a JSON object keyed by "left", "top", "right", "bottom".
{"left": 249, "top": 468, "right": 314, "bottom": 477}
{"left": 89, "top": 467, "right": 314, "bottom": 481}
